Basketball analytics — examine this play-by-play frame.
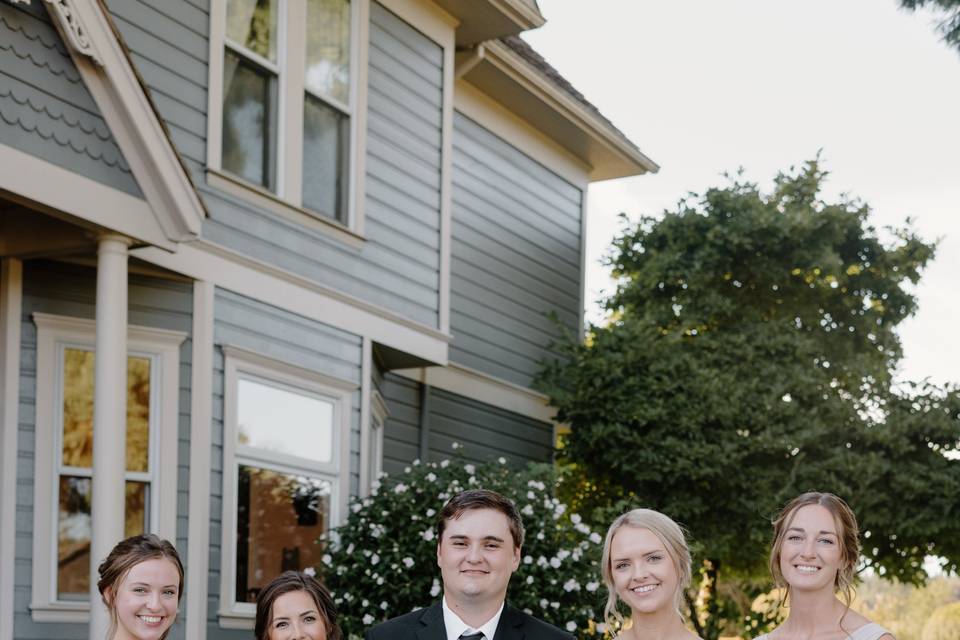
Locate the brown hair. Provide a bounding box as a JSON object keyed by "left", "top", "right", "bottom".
{"left": 600, "top": 509, "right": 692, "bottom": 631}
{"left": 437, "top": 489, "right": 525, "bottom": 549}
{"left": 254, "top": 571, "right": 342, "bottom": 640}
{"left": 97, "top": 534, "right": 184, "bottom": 640}
{"left": 769, "top": 492, "right": 860, "bottom": 608}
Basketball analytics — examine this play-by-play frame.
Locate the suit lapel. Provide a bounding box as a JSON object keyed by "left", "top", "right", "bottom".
{"left": 415, "top": 602, "right": 447, "bottom": 640}
{"left": 492, "top": 604, "right": 526, "bottom": 640}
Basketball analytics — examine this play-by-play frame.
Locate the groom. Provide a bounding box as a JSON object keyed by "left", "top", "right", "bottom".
{"left": 365, "top": 488, "right": 573, "bottom": 640}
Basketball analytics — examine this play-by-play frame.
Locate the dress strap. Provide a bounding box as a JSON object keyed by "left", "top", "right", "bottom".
{"left": 850, "top": 623, "right": 892, "bottom": 640}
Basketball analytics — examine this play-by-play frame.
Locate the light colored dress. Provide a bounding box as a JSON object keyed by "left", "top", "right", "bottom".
{"left": 754, "top": 623, "right": 892, "bottom": 640}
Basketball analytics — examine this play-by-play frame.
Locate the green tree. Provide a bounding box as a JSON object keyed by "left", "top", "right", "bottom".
{"left": 900, "top": 0, "right": 960, "bottom": 52}
{"left": 536, "top": 160, "right": 960, "bottom": 639}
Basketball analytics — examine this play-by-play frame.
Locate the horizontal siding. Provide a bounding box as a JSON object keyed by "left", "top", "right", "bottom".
{"left": 201, "top": 1, "right": 443, "bottom": 329}
{"left": 207, "top": 289, "right": 362, "bottom": 638}
{"left": 450, "top": 112, "right": 584, "bottom": 388}
{"left": 0, "top": 4, "right": 140, "bottom": 196}
{"left": 14, "top": 260, "right": 192, "bottom": 640}
{"left": 380, "top": 373, "right": 422, "bottom": 477}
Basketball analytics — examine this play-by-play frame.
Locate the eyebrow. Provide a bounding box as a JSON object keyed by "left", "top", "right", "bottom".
{"left": 128, "top": 582, "right": 178, "bottom": 589}
{"left": 449, "top": 534, "right": 506, "bottom": 543}
{"left": 612, "top": 549, "right": 665, "bottom": 562}
{"left": 787, "top": 527, "right": 837, "bottom": 536}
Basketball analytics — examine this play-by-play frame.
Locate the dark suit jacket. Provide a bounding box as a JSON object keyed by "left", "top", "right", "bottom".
{"left": 364, "top": 601, "right": 574, "bottom": 640}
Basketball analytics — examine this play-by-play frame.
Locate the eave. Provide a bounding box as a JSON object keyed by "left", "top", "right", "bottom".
{"left": 459, "top": 39, "right": 658, "bottom": 181}
{"left": 431, "top": 0, "right": 545, "bottom": 45}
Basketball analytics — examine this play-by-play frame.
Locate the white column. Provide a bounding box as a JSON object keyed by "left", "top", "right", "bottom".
{"left": 89, "top": 235, "right": 130, "bottom": 640}
{"left": 1, "top": 258, "right": 23, "bottom": 640}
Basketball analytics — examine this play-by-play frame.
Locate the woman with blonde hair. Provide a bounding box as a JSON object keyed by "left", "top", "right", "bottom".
{"left": 754, "top": 492, "right": 893, "bottom": 640}
{"left": 600, "top": 508, "right": 701, "bottom": 640}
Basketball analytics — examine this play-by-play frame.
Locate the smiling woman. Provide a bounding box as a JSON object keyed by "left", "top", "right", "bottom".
{"left": 254, "top": 571, "right": 341, "bottom": 640}
{"left": 755, "top": 493, "right": 894, "bottom": 640}
{"left": 95, "top": 534, "right": 184, "bottom": 640}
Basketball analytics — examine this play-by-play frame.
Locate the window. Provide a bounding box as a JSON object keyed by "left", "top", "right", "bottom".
{"left": 219, "top": 347, "right": 352, "bottom": 627}
{"left": 30, "top": 314, "right": 184, "bottom": 622}
{"left": 213, "top": 0, "right": 367, "bottom": 228}
{"left": 368, "top": 388, "right": 388, "bottom": 489}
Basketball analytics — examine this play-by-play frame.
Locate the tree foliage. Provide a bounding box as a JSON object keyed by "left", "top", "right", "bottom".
{"left": 536, "top": 160, "right": 960, "bottom": 638}
{"left": 900, "top": 0, "right": 960, "bottom": 53}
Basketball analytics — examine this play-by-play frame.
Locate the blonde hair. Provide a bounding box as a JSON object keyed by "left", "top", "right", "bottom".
{"left": 600, "top": 509, "right": 692, "bottom": 631}
{"left": 769, "top": 492, "right": 860, "bottom": 609}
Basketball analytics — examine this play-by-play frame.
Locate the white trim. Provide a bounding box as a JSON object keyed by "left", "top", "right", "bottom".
{"left": 184, "top": 280, "right": 214, "bottom": 640}
{"left": 368, "top": 389, "right": 388, "bottom": 489}
{"left": 0, "top": 258, "right": 23, "bottom": 640}
{"left": 131, "top": 240, "right": 450, "bottom": 365}
{"left": 207, "top": 0, "right": 369, "bottom": 232}
{"left": 393, "top": 363, "right": 555, "bottom": 423}
{"left": 29, "top": 313, "right": 186, "bottom": 623}
{"left": 0, "top": 143, "right": 174, "bottom": 251}
{"left": 454, "top": 80, "right": 590, "bottom": 189}
{"left": 358, "top": 337, "right": 372, "bottom": 496}
{"left": 438, "top": 24, "right": 454, "bottom": 335}
{"left": 578, "top": 188, "right": 588, "bottom": 339}
{"left": 218, "top": 346, "right": 354, "bottom": 628}
{"left": 48, "top": 0, "right": 205, "bottom": 242}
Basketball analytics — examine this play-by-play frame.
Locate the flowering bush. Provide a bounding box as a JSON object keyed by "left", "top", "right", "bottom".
{"left": 319, "top": 449, "right": 607, "bottom": 638}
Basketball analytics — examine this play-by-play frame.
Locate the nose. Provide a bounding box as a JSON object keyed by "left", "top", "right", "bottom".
{"left": 631, "top": 562, "right": 650, "bottom": 582}
{"left": 147, "top": 591, "right": 162, "bottom": 610}
{"left": 466, "top": 544, "right": 482, "bottom": 563}
{"left": 801, "top": 537, "right": 817, "bottom": 558}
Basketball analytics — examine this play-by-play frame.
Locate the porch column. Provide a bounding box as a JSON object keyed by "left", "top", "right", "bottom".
{"left": 89, "top": 235, "right": 130, "bottom": 640}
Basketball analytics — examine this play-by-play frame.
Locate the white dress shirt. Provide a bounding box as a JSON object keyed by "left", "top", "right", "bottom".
{"left": 441, "top": 596, "right": 505, "bottom": 640}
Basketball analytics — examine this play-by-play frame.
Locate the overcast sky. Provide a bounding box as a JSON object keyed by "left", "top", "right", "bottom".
{"left": 523, "top": 0, "right": 960, "bottom": 387}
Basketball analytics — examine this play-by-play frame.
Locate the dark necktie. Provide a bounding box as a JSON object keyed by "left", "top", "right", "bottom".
{"left": 459, "top": 633, "right": 484, "bottom": 640}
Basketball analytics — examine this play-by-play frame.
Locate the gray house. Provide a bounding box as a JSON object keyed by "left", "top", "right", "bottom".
{"left": 0, "top": 0, "right": 656, "bottom": 639}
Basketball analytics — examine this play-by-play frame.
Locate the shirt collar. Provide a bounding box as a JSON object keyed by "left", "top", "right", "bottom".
{"left": 441, "top": 596, "right": 505, "bottom": 640}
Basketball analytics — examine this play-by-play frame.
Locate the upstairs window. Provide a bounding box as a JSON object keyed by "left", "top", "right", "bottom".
{"left": 215, "top": 0, "right": 365, "bottom": 226}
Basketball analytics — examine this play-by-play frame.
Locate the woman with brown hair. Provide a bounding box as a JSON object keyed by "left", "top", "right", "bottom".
{"left": 96, "top": 533, "right": 184, "bottom": 640}
{"left": 755, "top": 492, "right": 893, "bottom": 640}
{"left": 255, "top": 571, "right": 342, "bottom": 640}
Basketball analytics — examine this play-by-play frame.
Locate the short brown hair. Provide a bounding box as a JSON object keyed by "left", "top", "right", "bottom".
{"left": 769, "top": 492, "right": 860, "bottom": 607}
{"left": 437, "top": 489, "right": 525, "bottom": 548}
{"left": 97, "top": 534, "right": 184, "bottom": 640}
{"left": 254, "top": 571, "right": 342, "bottom": 640}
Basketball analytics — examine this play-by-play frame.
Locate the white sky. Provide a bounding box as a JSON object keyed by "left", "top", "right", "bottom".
{"left": 523, "top": 0, "right": 959, "bottom": 387}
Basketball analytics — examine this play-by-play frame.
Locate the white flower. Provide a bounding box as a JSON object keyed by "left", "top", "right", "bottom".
{"left": 321, "top": 554, "right": 332, "bottom": 566}
{"left": 451, "top": 442, "right": 462, "bottom": 450}
{"left": 522, "top": 504, "right": 534, "bottom": 516}
{"left": 346, "top": 543, "right": 355, "bottom": 555}
{"left": 394, "top": 483, "right": 409, "bottom": 494}
{"left": 539, "top": 598, "right": 549, "bottom": 610}
{"left": 412, "top": 459, "right": 420, "bottom": 466}
{"left": 376, "top": 576, "right": 384, "bottom": 585}
{"left": 464, "top": 464, "right": 476, "bottom": 475}
{"left": 440, "top": 459, "right": 450, "bottom": 468}
{"left": 563, "top": 579, "right": 579, "bottom": 592}
{"left": 430, "top": 579, "right": 441, "bottom": 597}
{"left": 575, "top": 522, "right": 590, "bottom": 535}
{"left": 549, "top": 557, "right": 561, "bottom": 569}
{"left": 586, "top": 581, "right": 600, "bottom": 592}
{"left": 362, "top": 614, "right": 374, "bottom": 625}
{"left": 570, "top": 513, "right": 582, "bottom": 524}
{"left": 551, "top": 601, "right": 559, "bottom": 609}
{"left": 425, "top": 473, "right": 437, "bottom": 482}
{"left": 589, "top": 532, "right": 602, "bottom": 544}
{"left": 526, "top": 575, "right": 534, "bottom": 584}
{"left": 498, "top": 457, "right": 507, "bottom": 464}
{"left": 468, "top": 475, "right": 477, "bottom": 484}
{"left": 422, "top": 529, "right": 435, "bottom": 542}
{"left": 523, "top": 555, "right": 533, "bottom": 564}
{"left": 556, "top": 549, "right": 570, "bottom": 560}
{"left": 371, "top": 553, "right": 380, "bottom": 565}
{"left": 402, "top": 557, "right": 414, "bottom": 569}
{"left": 566, "top": 621, "right": 577, "bottom": 632}
{"left": 304, "top": 566, "right": 316, "bottom": 577}
{"left": 426, "top": 508, "right": 436, "bottom": 517}
{"left": 351, "top": 502, "right": 362, "bottom": 513}
{"left": 526, "top": 490, "right": 536, "bottom": 500}
{"left": 380, "top": 601, "right": 388, "bottom": 610}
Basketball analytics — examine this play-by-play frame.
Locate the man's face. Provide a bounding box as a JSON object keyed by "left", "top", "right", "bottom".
{"left": 436, "top": 508, "right": 521, "bottom": 606}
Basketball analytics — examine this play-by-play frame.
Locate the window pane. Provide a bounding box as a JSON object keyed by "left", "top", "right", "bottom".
{"left": 57, "top": 476, "right": 91, "bottom": 600}
{"left": 235, "top": 465, "right": 331, "bottom": 603}
{"left": 226, "top": 0, "right": 278, "bottom": 62}
{"left": 305, "top": 0, "right": 351, "bottom": 105}
{"left": 302, "top": 94, "right": 349, "bottom": 221}
{"left": 62, "top": 350, "right": 152, "bottom": 472}
{"left": 223, "top": 50, "right": 277, "bottom": 191}
{"left": 56, "top": 478, "right": 149, "bottom": 599}
{"left": 237, "top": 377, "right": 335, "bottom": 463}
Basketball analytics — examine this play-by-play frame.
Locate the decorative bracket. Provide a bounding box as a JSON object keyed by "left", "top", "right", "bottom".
{"left": 40, "top": 0, "right": 104, "bottom": 66}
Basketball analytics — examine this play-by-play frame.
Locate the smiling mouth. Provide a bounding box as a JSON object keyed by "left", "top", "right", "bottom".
{"left": 138, "top": 615, "right": 165, "bottom": 625}
{"left": 461, "top": 570, "right": 489, "bottom": 576}
{"left": 630, "top": 583, "right": 660, "bottom": 594}
{"left": 794, "top": 564, "right": 821, "bottom": 573}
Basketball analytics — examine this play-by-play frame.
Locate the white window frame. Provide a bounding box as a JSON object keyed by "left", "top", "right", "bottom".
{"left": 218, "top": 346, "right": 353, "bottom": 629}
{"left": 29, "top": 313, "right": 185, "bottom": 623}
{"left": 206, "top": 0, "right": 370, "bottom": 243}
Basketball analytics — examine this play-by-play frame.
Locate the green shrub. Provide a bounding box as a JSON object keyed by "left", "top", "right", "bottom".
{"left": 320, "top": 450, "right": 607, "bottom": 638}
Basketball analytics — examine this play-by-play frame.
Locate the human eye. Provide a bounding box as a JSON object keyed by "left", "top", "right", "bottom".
{"left": 648, "top": 554, "right": 664, "bottom": 562}
{"left": 163, "top": 588, "right": 177, "bottom": 597}
{"left": 787, "top": 534, "right": 803, "bottom": 542}
{"left": 818, "top": 537, "right": 835, "bottom": 545}
{"left": 304, "top": 615, "right": 317, "bottom": 623}
{"left": 614, "top": 561, "right": 629, "bottom": 570}
{"left": 485, "top": 542, "right": 501, "bottom": 549}
{"left": 132, "top": 586, "right": 147, "bottom": 594}
{"left": 273, "top": 621, "right": 288, "bottom": 629}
